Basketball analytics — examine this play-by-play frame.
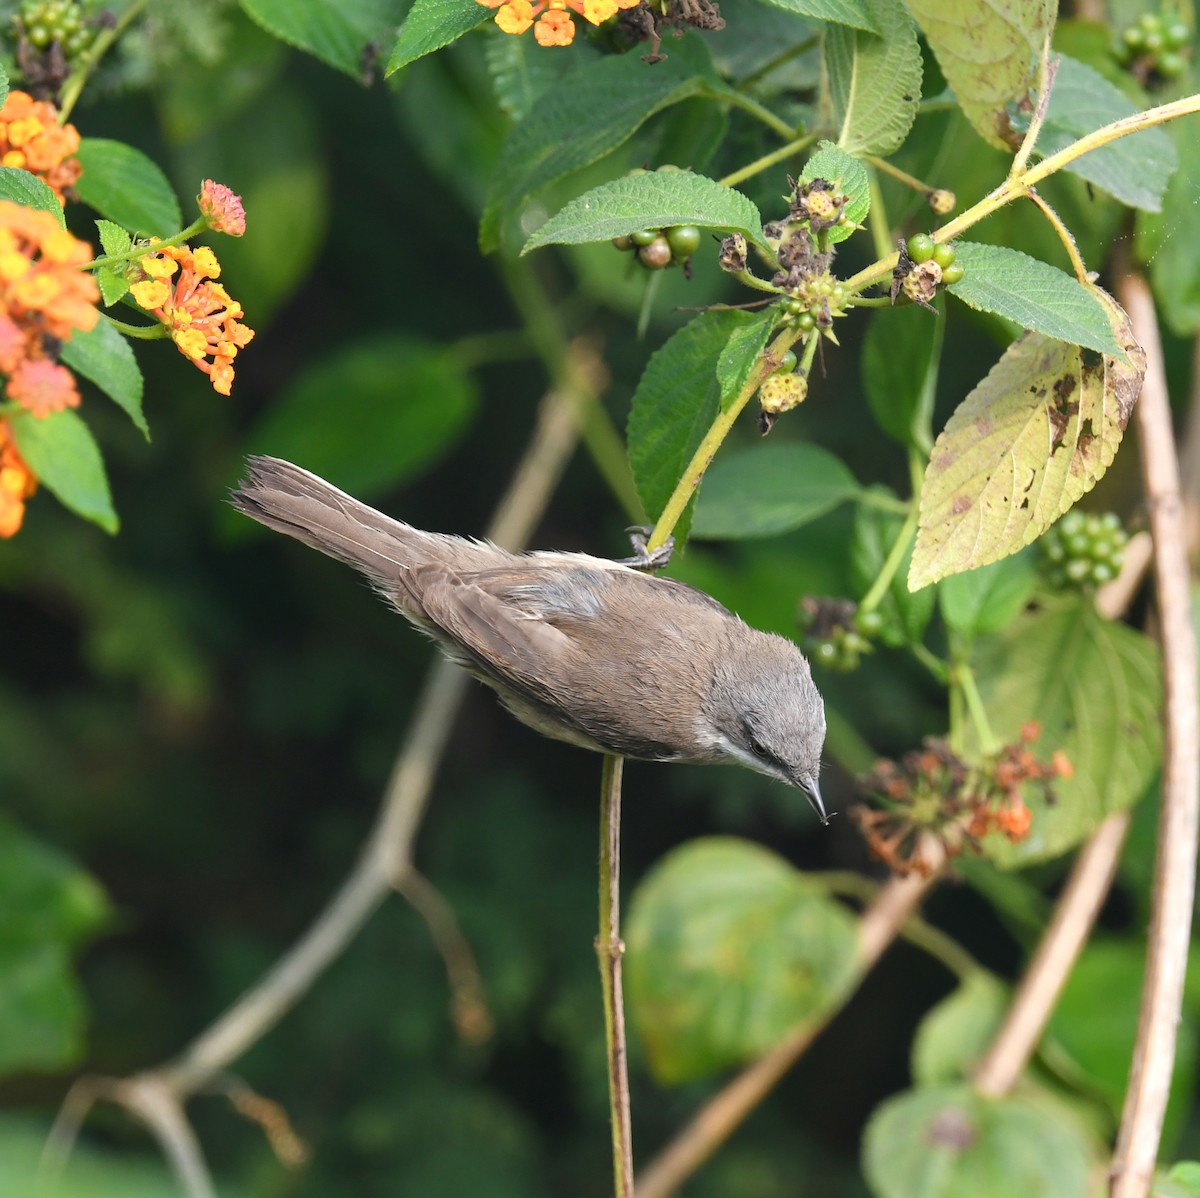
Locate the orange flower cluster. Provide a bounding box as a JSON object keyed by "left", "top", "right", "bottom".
{"left": 478, "top": 0, "right": 638, "bottom": 45}
{"left": 854, "top": 728, "right": 1071, "bottom": 877}
{"left": 0, "top": 419, "right": 36, "bottom": 537}
{"left": 0, "top": 90, "right": 82, "bottom": 203}
{"left": 0, "top": 199, "right": 99, "bottom": 418}
{"left": 130, "top": 243, "right": 254, "bottom": 396}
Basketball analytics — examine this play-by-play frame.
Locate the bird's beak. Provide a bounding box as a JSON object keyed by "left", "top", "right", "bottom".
{"left": 801, "top": 777, "right": 829, "bottom": 825}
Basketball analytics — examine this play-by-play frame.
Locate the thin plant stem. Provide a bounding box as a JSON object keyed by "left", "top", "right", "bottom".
{"left": 973, "top": 812, "right": 1131, "bottom": 1097}
{"left": 598, "top": 753, "right": 634, "bottom": 1198}
{"left": 955, "top": 662, "right": 999, "bottom": 755}
{"left": 712, "top": 87, "right": 797, "bottom": 140}
{"left": 719, "top": 133, "right": 816, "bottom": 189}
{"left": 1110, "top": 265, "right": 1200, "bottom": 1198}
{"left": 57, "top": 0, "right": 150, "bottom": 121}
{"left": 1024, "top": 191, "right": 1089, "bottom": 283}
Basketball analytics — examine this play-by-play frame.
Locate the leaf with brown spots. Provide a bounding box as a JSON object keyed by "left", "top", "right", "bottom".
{"left": 909, "top": 288, "right": 1145, "bottom": 590}
{"left": 906, "top": 0, "right": 1053, "bottom": 151}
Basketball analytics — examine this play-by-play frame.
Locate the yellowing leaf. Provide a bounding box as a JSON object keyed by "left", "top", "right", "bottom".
{"left": 909, "top": 288, "right": 1145, "bottom": 589}
{"left": 906, "top": 0, "right": 1053, "bottom": 150}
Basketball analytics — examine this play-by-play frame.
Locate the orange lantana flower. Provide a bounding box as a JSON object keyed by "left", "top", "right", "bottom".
{"left": 478, "top": 0, "right": 638, "bottom": 45}
{"left": 0, "top": 419, "right": 37, "bottom": 538}
{"left": 130, "top": 242, "right": 254, "bottom": 396}
{"left": 0, "top": 90, "right": 82, "bottom": 203}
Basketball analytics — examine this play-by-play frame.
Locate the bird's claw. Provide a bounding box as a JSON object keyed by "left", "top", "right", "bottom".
{"left": 621, "top": 526, "right": 675, "bottom": 571}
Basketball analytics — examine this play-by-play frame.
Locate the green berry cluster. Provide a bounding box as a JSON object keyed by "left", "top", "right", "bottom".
{"left": 905, "top": 234, "right": 964, "bottom": 286}
{"left": 1114, "top": 11, "right": 1192, "bottom": 81}
{"left": 17, "top": 0, "right": 94, "bottom": 56}
{"left": 612, "top": 224, "right": 702, "bottom": 271}
{"left": 799, "top": 597, "right": 880, "bottom": 671}
{"left": 1038, "top": 510, "right": 1128, "bottom": 590}
{"left": 778, "top": 273, "right": 848, "bottom": 332}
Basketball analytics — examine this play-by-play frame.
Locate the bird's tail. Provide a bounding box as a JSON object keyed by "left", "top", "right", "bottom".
{"left": 230, "top": 456, "right": 441, "bottom": 592}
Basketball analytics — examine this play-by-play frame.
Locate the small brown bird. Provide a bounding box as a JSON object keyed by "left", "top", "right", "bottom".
{"left": 231, "top": 456, "right": 828, "bottom": 820}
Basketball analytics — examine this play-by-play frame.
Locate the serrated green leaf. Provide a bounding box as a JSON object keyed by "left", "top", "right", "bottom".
{"left": 75, "top": 140, "right": 181, "bottom": 238}
{"left": 8, "top": 409, "right": 117, "bottom": 533}
{"left": 798, "top": 141, "right": 868, "bottom": 244}
{"left": 906, "top": 0, "right": 1054, "bottom": 150}
{"left": 1137, "top": 118, "right": 1200, "bottom": 335}
{"left": 242, "top": 0, "right": 406, "bottom": 77}
{"left": 0, "top": 168, "right": 63, "bottom": 222}
{"left": 715, "top": 310, "right": 776, "bottom": 403}
{"left": 911, "top": 973, "right": 1007, "bottom": 1085}
{"left": 95, "top": 268, "right": 129, "bottom": 307}
{"left": 970, "top": 598, "right": 1161, "bottom": 867}
{"left": 862, "top": 302, "right": 941, "bottom": 452}
{"left": 60, "top": 321, "right": 147, "bottom": 440}
{"left": 483, "top": 24, "right": 566, "bottom": 121}
{"left": 238, "top": 335, "right": 478, "bottom": 509}
{"left": 692, "top": 441, "right": 860, "bottom": 539}
{"left": 0, "top": 817, "right": 110, "bottom": 1077}
{"left": 480, "top": 40, "right": 726, "bottom": 253}
{"left": 850, "top": 500, "right": 934, "bottom": 647}
{"left": 863, "top": 1083, "right": 1097, "bottom": 1198}
{"left": 626, "top": 838, "right": 858, "bottom": 1084}
{"left": 949, "top": 243, "right": 1123, "bottom": 355}
{"left": 754, "top": 0, "right": 876, "bottom": 32}
{"left": 910, "top": 287, "right": 1143, "bottom": 589}
{"left": 388, "top": 0, "right": 489, "bottom": 74}
{"left": 1012, "top": 55, "right": 1177, "bottom": 212}
{"left": 523, "top": 169, "right": 768, "bottom": 255}
{"left": 826, "top": 0, "right": 922, "bottom": 155}
{"left": 95, "top": 219, "right": 131, "bottom": 258}
{"left": 937, "top": 552, "right": 1036, "bottom": 639}
{"left": 627, "top": 310, "right": 752, "bottom": 542}
{"left": 0, "top": 66, "right": 8, "bottom": 112}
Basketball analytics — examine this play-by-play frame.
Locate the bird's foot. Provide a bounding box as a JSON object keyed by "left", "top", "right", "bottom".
{"left": 620, "top": 526, "right": 675, "bottom": 571}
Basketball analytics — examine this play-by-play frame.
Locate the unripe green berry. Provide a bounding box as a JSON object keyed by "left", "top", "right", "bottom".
{"left": 612, "top": 234, "right": 634, "bottom": 251}
{"left": 855, "top": 608, "right": 885, "bottom": 637}
{"left": 665, "top": 225, "right": 701, "bottom": 259}
{"left": 932, "top": 243, "right": 957, "bottom": 270}
{"left": 776, "top": 349, "right": 798, "bottom": 375}
{"left": 941, "top": 261, "right": 965, "bottom": 286}
{"left": 796, "top": 311, "right": 816, "bottom": 332}
{"left": 906, "top": 233, "right": 935, "bottom": 263}
{"left": 1158, "top": 51, "right": 1187, "bottom": 77}
{"left": 1164, "top": 21, "right": 1190, "bottom": 50}
{"left": 631, "top": 228, "right": 660, "bottom": 247}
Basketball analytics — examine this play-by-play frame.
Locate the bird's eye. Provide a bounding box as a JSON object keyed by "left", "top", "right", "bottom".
{"left": 747, "top": 735, "right": 775, "bottom": 764}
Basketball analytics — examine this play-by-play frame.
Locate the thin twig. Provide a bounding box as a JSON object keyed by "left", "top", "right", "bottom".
{"left": 634, "top": 839, "right": 947, "bottom": 1198}
{"left": 1110, "top": 268, "right": 1200, "bottom": 1198}
{"left": 598, "top": 753, "right": 634, "bottom": 1198}
{"left": 973, "top": 812, "right": 1131, "bottom": 1097}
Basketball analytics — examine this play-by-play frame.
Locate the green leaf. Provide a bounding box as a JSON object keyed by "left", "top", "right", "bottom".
{"left": 862, "top": 302, "right": 941, "bottom": 452}
{"left": 75, "top": 140, "right": 181, "bottom": 238}
{"left": 60, "top": 321, "right": 147, "bottom": 439}
{"left": 0, "top": 65, "right": 8, "bottom": 112}
{"left": 1137, "top": 118, "right": 1200, "bottom": 335}
{"left": 715, "top": 310, "right": 776, "bottom": 403}
{"left": 96, "top": 219, "right": 131, "bottom": 258}
{"left": 94, "top": 222, "right": 131, "bottom": 304}
{"left": 0, "top": 816, "right": 110, "bottom": 1077}
{"left": 242, "top": 0, "right": 407, "bottom": 77}
{"left": 826, "top": 0, "right": 922, "bottom": 156}
{"left": 8, "top": 409, "right": 118, "bottom": 533}
{"left": 937, "top": 552, "right": 1036, "bottom": 640}
{"left": 910, "top": 287, "right": 1144, "bottom": 589}
{"left": 480, "top": 40, "right": 726, "bottom": 253}
{"left": 0, "top": 167, "right": 63, "bottom": 222}
{"left": 626, "top": 838, "right": 858, "bottom": 1084}
{"left": 693, "top": 442, "right": 860, "bottom": 539}
{"left": 523, "top": 169, "right": 768, "bottom": 255}
{"left": 238, "top": 335, "right": 478, "bottom": 507}
{"left": 906, "top": 0, "right": 1054, "bottom": 150}
{"left": 753, "top": 0, "right": 876, "bottom": 32}
{"left": 483, "top": 24, "right": 566, "bottom": 121}
{"left": 949, "top": 243, "right": 1123, "bottom": 355}
{"left": 911, "top": 973, "right": 1007, "bottom": 1085}
{"left": 970, "top": 598, "right": 1161, "bottom": 867}
{"left": 863, "top": 1083, "right": 1097, "bottom": 1198}
{"left": 798, "top": 141, "right": 869, "bottom": 244}
{"left": 627, "top": 310, "right": 746, "bottom": 542}
{"left": 850, "top": 500, "right": 934, "bottom": 647}
{"left": 1016, "top": 55, "right": 1177, "bottom": 212}
{"left": 1048, "top": 941, "right": 1196, "bottom": 1124}
{"left": 389, "top": 0, "right": 489, "bottom": 74}
{"left": 1159, "top": 1164, "right": 1200, "bottom": 1198}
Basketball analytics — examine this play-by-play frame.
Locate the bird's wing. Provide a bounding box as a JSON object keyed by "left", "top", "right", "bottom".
{"left": 413, "top": 563, "right": 577, "bottom": 686}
